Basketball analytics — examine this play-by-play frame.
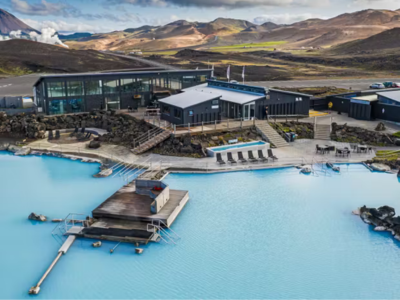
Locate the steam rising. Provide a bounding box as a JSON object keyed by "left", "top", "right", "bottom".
{"left": 0, "top": 27, "right": 69, "bottom": 48}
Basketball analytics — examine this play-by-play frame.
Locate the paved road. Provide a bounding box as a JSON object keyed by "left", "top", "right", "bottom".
{"left": 249, "top": 78, "right": 400, "bottom": 90}
{"left": 0, "top": 74, "right": 41, "bottom": 97}
{"left": 109, "top": 53, "right": 180, "bottom": 71}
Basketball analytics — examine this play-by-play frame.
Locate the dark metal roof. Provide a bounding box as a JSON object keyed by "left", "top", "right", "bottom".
{"left": 33, "top": 69, "right": 213, "bottom": 86}
{"left": 269, "top": 88, "right": 312, "bottom": 97}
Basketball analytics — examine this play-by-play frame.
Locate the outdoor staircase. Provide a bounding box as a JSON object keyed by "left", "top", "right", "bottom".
{"left": 314, "top": 124, "right": 331, "bottom": 140}
{"left": 132, "top": 130, "right": 171, "bottom": 155}
{"left": 256, "top": 122, "right": 289, "bottom": 148}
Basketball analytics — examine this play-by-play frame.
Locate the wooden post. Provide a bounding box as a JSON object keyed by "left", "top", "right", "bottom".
{"left": 174, "top": 124, "right": 176, "bottom": 135}
{"left": 188, "top": 123, "right": 190, "bottom": 133}
{"left": 215, "top": 120, "right": 217, "bottom": 130}
{"left": 227, "top": 119, "right": 229, "bottom": 128}
{"left": 202, "top": 122, "right": 204, "bottom": 133}
{"left": 240, "top": 118, "right": 242, "bottom": 129}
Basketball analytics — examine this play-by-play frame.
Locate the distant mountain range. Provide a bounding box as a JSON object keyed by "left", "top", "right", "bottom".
{"left": 0, "top": 8, "right": 39, "bottom": 35}
{"left": 64, "top": 9, "right": 400, "bottom": 51}
{"left": 3, "top": 7, "right": 400, "bottom": 53}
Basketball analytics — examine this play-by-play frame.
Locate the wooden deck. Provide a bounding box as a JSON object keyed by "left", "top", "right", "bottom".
{"left": 92, "top": 181, "right": 189, "bottom": 226}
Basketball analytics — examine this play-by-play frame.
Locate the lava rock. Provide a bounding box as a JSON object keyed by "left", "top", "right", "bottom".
{"left": 88, "top": 140, "right": 101, "bottom": 149}
{"left": 28, "top": 212, "right": 47, "bottom": 222}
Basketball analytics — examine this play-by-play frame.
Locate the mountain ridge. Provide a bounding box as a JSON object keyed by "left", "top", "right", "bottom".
{"left": 0, "top": 8, "right": 39, "bottom": 35}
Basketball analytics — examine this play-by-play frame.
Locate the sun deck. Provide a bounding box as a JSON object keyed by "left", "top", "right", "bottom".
{"left": 92, "top": 181, "right": 189, "bottom": 227}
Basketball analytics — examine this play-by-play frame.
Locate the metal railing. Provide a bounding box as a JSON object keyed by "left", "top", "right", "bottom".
{"left": 147, "top": 220, "right": 180, "bottom": 245}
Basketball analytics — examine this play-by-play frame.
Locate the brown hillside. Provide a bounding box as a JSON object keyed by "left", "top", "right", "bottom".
{"left": 332, "top": 27, "right": 400, "bottom": 54}
{"left": 0, "top": 39, "right": 150, "bottom": 75}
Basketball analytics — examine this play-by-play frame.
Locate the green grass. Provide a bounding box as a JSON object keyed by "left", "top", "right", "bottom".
{"left": 211, "top": 41, "right": 287, "bottom": 50}
{"left": 142, "top": 51, "right": 178, "bottom": 56}
{"left": 393, "top": 131, "right": 400, "bottom": 138}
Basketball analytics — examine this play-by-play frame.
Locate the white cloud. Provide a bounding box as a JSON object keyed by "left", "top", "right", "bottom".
{"left": 105, "top": 0, "right": 329, "bottom": 8}
{"left": 22, "top": 19, "right": 110, "bottom": 33}
{"left": 253, "top": 13, "right": 327, "bottom": 25}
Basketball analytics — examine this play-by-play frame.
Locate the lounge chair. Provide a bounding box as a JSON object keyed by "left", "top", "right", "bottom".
{"left": 55, "top": 130, "right": 60, "bottom": 140}
{"left": 216, "top": 153, "right": 226, "bottom": 165}
{"left": 237, "top": 152, "right": 248, "bottom": 163}
{"left": 227, "top": 152, "right": 237, "bottom": 164}
{"left": 248, "top": 151, "right": 259, "bottom": 163}
{"left": 258, "top": 150, "right": 268, "bottom": 163}
{"left": 48, "top": 130, "right": 54, "bottom": 141}
{"left": 81, "top": 127, "right": 86, "bottom": 134}
{"left": 268, "top": 149, "right": 278, "bottom": 161}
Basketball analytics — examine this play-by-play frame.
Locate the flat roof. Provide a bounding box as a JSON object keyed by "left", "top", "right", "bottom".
{"left": 377, "top": 91, "right": 400, "bottom": 102}
{"left": 269, "top": 88, "right": 312, "bottom": 97}
{"left": 0, "top": 74, "right": 41, "bottom": 97}
{"left": 34, "top": 69, "right": 212, "bottom": 86}
{"left": 352, "top": 95, "right": 378, "bottom": 102}
{"left": 159, "top": 90, "right": 220, "bottom": 109}
{"left": 183, "top": 84, "right": 264, "bottom": 105}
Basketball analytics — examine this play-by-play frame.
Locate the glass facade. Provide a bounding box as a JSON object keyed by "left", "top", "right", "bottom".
{"left": 103, "top": 80, "right": 119, "bottom": 94}
{"left": 67, "top": 81, "right": 83, "bottom": 96}
{"left": 121, "top": 79, "right": 135, "bottom": 93}
{"left": 105, "top": 95, "right": 120, "bottom": 110}
{"left": 49, "top": 99, "right": 67, "bottom": 115}
{"left": 69, "top": 99, "right": 84, "bottom": 113}
{"left": 47, "top": 82, "right": 66, "bottom": 98}
{"left": 38, "top": 70, "right": 211, "bottom": 115}
{"left": 85, "top": 80, "right": 102, "bottom": 95}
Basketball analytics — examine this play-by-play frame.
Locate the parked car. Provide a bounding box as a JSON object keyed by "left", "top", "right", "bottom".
{"left": 370, "top": 83, "right": 385, "bottom": 89}
{"left": 392, "top": 82, "right": 400, "bottom": 88}
{"left": 383, "top": 82, "right": 394, "bottom": 88}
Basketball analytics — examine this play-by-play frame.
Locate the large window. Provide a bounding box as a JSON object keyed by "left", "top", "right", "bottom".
{"left": 105, "top": 95, "right": 120, "bottom": 110}
{"left": 121, "top": 79, "right": 135, "bottom": 93}
{"left": 47, "top": 82, "right": 66, "bottom": 98}
{"left": 162, "top": 105, "right": 170, "bottom": 115}
{"left": 67, "top": 81, "right": 83, "bottom": 96}
{"left": 103, "top": 80, "right": 119, "bottom": 94}
{"left": 137, "top": 78, "right": 151, "bottom": 92}
{"left": 49, "top": 99, "right": 67, "bottom": 115}
{"left": 85, "top": 80, "right": 102, "bottom": 95}
{"left": 69, "top": 99, "right": 84, "bottom": 113}
{"left": 169, "top": 77, "right": 182, "bottom": 90}
{"left": 174, "top": 108, "right": 182, "bottom": 119}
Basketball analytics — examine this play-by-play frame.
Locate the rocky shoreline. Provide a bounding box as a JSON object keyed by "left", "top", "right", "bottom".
{"left": 355, "top": 205, "right": 400, "bottom": 240}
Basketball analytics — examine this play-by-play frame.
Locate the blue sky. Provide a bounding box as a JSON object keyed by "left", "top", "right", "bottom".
{"left": 1, "top": 0, "right": 399, "bottom": 33}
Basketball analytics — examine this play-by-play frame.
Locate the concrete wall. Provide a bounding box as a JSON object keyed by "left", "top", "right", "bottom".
{"left": 135, "top": 180, "right": 170, "bottom": 214}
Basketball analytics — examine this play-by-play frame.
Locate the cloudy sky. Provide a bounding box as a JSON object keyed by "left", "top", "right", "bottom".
{"left": 1, "top": 0, "right": 399, "bottom": 33}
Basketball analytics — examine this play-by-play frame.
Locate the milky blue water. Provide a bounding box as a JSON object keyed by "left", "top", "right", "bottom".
{"left": 211, "top": 141, "right": 266, "bottom": 152}
{"left": 2, "top": 152, "right": 400, "bottom": 299}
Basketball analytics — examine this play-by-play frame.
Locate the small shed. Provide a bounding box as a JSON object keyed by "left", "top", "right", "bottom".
{"left": 159, "top": 90, "right": 221, "bottom": 125}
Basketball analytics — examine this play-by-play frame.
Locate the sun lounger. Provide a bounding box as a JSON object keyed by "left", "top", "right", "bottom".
{"left": 216, "top": 153, "right": 226, "bottom": 165}
{"left": 258, "top": 150, "right": 268, "bottom": 163}
{"left": 268, "top": 149, "right": 278, "bottom": 161}
{"left": 55, "top": 130, "right": 60, "bottom": 140}
{"left": 70, "top": 127, "right": 79, "bottom": 137}
{"left": 81, "top": 127, "right": 86, "bottom": 134}
{"left": 227, "top": 152, "right": 237, "bottom": 164}
{"left": 237, "top": 152, "right": 248, "bottom": 163}
{"left": 48, "top": 130, "right": 54, "bottom": 141}
{"left": 248, "top": 150, "right": 258, "bottom": 163}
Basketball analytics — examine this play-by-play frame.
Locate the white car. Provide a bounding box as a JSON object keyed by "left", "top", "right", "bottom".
{"left": 370, "top": 83, "right": 385, "bottom": 89}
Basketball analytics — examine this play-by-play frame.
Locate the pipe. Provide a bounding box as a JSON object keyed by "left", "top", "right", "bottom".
{"left": 29, "top": 236, "right": 76, "bottom": 295}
